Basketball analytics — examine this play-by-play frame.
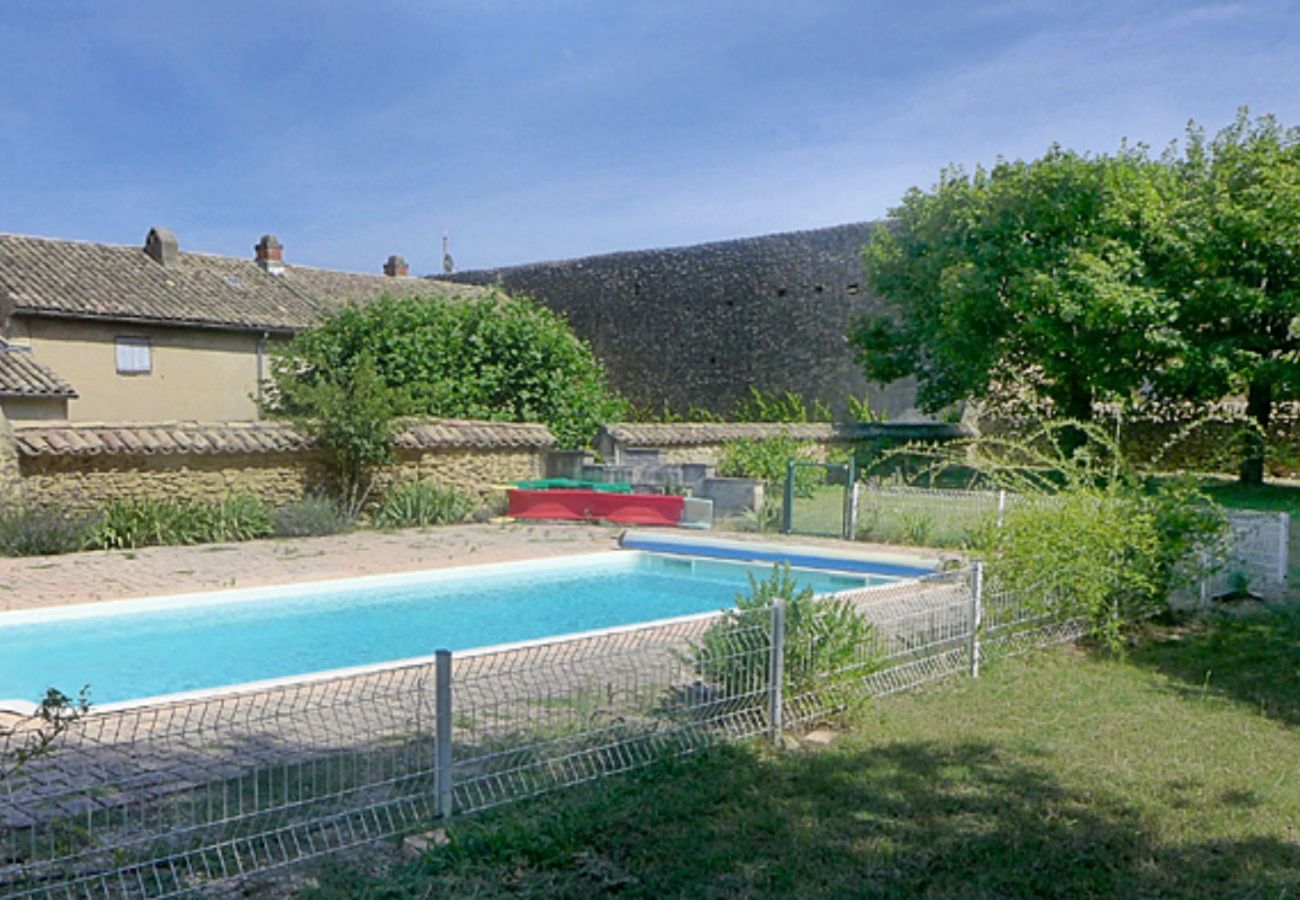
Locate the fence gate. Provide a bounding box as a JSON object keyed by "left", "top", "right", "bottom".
{"left": 781, "top": 457, "right": 857, "bottom": 539}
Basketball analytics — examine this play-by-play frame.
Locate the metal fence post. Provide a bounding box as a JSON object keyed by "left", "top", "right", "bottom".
{"left": 996, "top": 490, "right": 1007, "bottom": 527}
{"left": 1278, "top": 513, "right": 1290, "bottom": 586}
{"left": 969, "top": 564, "right": 983, "bottom": 678}
{"left": 435, "top": 649, "right": 454, "bottom": 819}
{"left": 842, "top": 456, "right": 858, "bottom": 540}
{"left": 782, "top": 461, "right": 795, "bottom": 534}
{"left": 768, "top": 599, "right": 786, "bottom": 745}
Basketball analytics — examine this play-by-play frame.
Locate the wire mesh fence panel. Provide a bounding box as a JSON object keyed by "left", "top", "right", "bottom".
{"left": 980, "top": 585, "right": 1089, "bottom": 663}
{"left": 1, "top": 660, "right": 445, "bottom": 898}
{"left": 1203, "top": 510, "right": 1290, "bottom": 600}
{"left": 448, "top": 611, "right": 772, "bottom": 817}
{"left": 0, "top": 564, "right": 1128, "bottom": 896}
{"left": 783, "top": 461, "right": 854, "bottom": 539}
{"left": 855, "top": 485, "right": 1009, "bottom": 547}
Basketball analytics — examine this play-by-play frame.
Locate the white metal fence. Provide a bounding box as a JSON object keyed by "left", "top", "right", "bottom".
{"left": 1199, "top": 509, "right": 1291, "bottom": 602}
{"left": 0, "top": 565, "right": 1085, "bottom": 898}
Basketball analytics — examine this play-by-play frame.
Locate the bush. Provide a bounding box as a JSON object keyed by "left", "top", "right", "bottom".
{"left": 927, "top": 421, "right": 1229, "bottom": 649}
{"left": 272, "top": 495, "right": 353, "bottom": 537}
{"left": 264, "top": 292, "right": 627, "bottom": 449}
{"left": 717, "top": 433, "right": 821, "bottom": 498}
{"left": 90, "top": 495, "right": 273, "bottom": 550}
{"left": 372, "top": 481, "right": 476, "bottom": 529}
{"left": 686, "top": 565, "right": 879, "bottom": 708}
{"left": 0, "top": 508, "right": 94, "bottom": 556}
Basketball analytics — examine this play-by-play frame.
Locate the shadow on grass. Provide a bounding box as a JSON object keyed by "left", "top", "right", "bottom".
{"left": 1130, "top": 605, "right": 1300, "bottom": 727}
{"left": 301, "top": 738, "right": 1300, "bottom": 899}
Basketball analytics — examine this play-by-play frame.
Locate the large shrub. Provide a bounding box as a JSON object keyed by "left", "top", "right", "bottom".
{"left": 930, "top": 421, "right": 1229, "bottom": 648}
{"left": 264, "top": 291, "right": 626, "bottom": 449}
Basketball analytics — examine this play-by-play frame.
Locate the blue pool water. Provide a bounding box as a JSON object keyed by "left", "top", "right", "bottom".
{"left": 0, "top": 551, "right": 882, "bottom": 706}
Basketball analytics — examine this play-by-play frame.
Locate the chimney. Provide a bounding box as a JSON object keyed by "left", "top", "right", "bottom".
{"left": 255, "top": 234, "right": 285, "bottom": 275}
{"left": 144, "top": 227, "right": 179, "bottom": 267}
{"left": 383, "top": 254, "right": 409, "bottom": 277}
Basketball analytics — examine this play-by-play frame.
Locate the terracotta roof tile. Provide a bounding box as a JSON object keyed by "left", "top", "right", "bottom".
{"left": 0, "top": 233, "right": 487, "bottom": 332}
{"left": 602, "top": 422, "right": 854, "bottom": 446}
{"left": 601, "top": 421, "right": 971, "bottom": 446}
{"left": 0, "top": 348, "right": 77, "bottom": 397}
{"left": 12, "top": 418, "right": 554, "bottom": 458}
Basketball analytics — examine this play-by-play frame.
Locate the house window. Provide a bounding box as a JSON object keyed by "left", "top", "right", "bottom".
{"left": 115, "top": 337, "right": 152, "bottom": 375}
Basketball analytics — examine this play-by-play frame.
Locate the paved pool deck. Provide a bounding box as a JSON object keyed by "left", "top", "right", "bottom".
{"left": 0, "top": 522, "right": 945, "bottom": 613}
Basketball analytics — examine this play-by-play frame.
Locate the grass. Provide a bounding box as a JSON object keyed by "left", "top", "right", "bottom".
{"left": 298, "top": 608, "right": 1300, "bottom": 898}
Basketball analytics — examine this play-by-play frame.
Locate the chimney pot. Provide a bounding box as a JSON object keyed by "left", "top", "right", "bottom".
{"left": 255, "top": 234, "right": 285, "bottom": 275}
{"left": 383, "top": 254, "right": 409, "bottom": 277}
{"left": 144, "top": 227, "right": 179, "bottom": 267}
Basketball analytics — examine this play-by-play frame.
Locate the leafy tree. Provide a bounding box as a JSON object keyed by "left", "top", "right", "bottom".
{"left": 850, "top": 147, "right": 1182, "bottom": 448}
{"left": 1158, "top": 112, "right": 1300, "bottom": 483}
{"left": 266, "top": 291, "right": 624, "bottom": 449}
{"left": 265, "top": 351, "right": 402, "bottom": 518}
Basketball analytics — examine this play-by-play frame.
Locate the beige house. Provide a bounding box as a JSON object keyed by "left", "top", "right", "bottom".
{"left": 0, "top": 228, "right": 479, "bottom": 424}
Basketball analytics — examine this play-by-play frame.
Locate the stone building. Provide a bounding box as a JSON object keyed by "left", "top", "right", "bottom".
{"left": 0, "top": 228, "right": 482, "bottom": 423}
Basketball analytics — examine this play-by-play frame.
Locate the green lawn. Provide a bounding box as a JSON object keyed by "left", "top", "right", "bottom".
{"left": 299, "top": 609, "right": 1300, "bottom": 898}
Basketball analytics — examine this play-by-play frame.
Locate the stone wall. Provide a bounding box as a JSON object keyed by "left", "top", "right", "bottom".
{"left": 3, "top": 420, "right": 552, "bottom": 513}
{"left": 437, "top": 222, "right": 920, "bottom": 420}
{"left": 16, "top": 446, "right": 544, "bottom": 513}
{"left": 0, "top": 409, "right": 20, "bottom": 506}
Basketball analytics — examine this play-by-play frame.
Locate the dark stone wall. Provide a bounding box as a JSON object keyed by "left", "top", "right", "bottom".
{"left": 434, "top": 222, "right": 919, "bottom": 419}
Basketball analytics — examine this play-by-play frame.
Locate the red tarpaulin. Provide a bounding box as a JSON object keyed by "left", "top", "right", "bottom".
{"left": 507, "top": 489, "right": 685, "bottom": 526}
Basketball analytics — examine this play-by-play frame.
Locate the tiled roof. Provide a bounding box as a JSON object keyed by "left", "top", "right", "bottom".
{"left": 0, "top": 233, "right": 484, "bottom": 332}
{"left": 602, "top": 423, "right": 860, "bottom": 445}
{"left": 12, "top": 418, "right": 554, "bottom": 457}
{"left": 0, "top": 349, "right": 76, "bottom": 397}
{"left": 601, "top": 422, "right": 970, "bottom": 446}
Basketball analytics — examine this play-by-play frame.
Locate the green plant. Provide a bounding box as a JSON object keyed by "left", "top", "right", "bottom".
{"left": 264, "top": 291, "right": 626, "bottom": 449}
{"left": 201, "top": 494, "right": 273, "bottom": 543}
{"left": 372, "top": 480, "right": 476, "bottom": 529}
{"left": 898, "top": 509, "right": 935, "bottom": 545}
{"left": 686, "top": 565, "right": 879, "bottom": 707}
{"left": 90, "top": 495, "right": 274, "bottom": 549}
{"left": 729, "top": 387, "right": 831, "bottom": 423}
{"left": 845, "top": 392, "right": 886, "bottom": 424}
{"left": 272, "top": 494, "right": 352, "bottom": 537}
{"left": 0, "top": 507, "right": 95, "bottom": 556}
{"left": 0, "top": 686, "right": 91, "bottom": 781}
{"left": 914, "top": 419, "right": 1229, "bottom": 649}
{"left": 717, "top": 433, "right": 821, "bottom": 499}
{"left": 265, "top": 351, "right": 403, "bottom": 518}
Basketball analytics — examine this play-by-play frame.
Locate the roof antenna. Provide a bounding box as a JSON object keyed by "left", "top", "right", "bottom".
{"left": 442, "top": 232, "right": 455, "bottom": 275}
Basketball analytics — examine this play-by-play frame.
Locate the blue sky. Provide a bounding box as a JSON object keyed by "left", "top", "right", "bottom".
{"left": 2, "top": 1, "right": 1297, "bottom": 273}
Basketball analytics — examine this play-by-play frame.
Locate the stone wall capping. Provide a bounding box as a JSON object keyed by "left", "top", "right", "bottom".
{"left": 12, "top": 418, "right": 555, "bottom": 458}
{"left": 600, "top": 421, "right": 971, "bottom": 448}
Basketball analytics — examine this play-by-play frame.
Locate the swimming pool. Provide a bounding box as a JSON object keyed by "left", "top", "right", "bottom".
{"left": 0, "top": 550, "right": 902, "bottom": 708}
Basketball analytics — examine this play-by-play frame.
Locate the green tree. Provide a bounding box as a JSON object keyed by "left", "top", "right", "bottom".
{"left": 265, "top": 351, "right": 402, "bottom": 518}
{"left": 850, "top": 147, "right": 1182, "bottom": 448}
{"left": 266, "top": 291, "right": 626, "bottom": 449}
{"left": 1158, "top": 112, "right": 1300, "bottom": 483}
